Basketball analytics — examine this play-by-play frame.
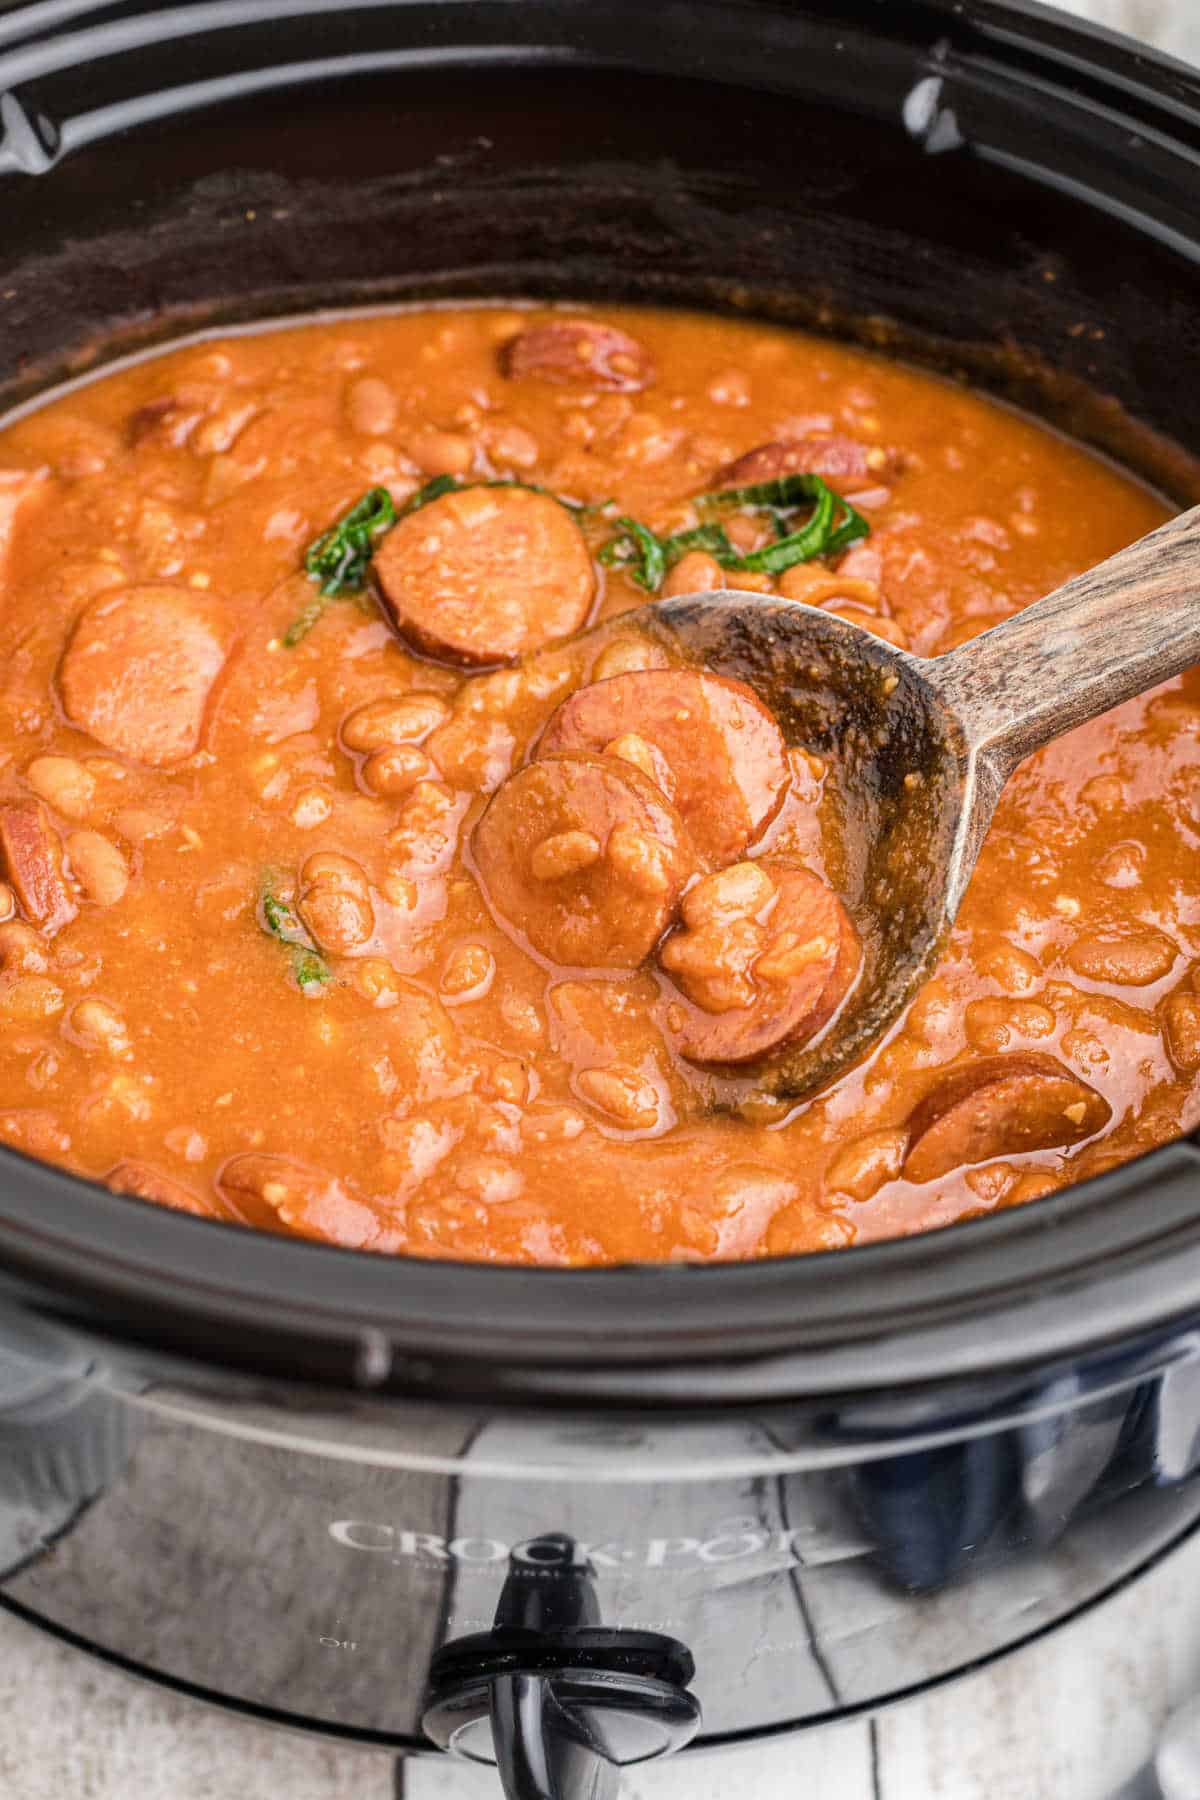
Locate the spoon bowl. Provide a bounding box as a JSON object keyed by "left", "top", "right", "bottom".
{"left": 637, "top": 593, "right": 972, "bottom": 1099}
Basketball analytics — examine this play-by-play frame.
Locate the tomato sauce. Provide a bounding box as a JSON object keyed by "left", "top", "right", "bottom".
{"left": 0, "top": 304, "right": 1183, "bottom": 1265}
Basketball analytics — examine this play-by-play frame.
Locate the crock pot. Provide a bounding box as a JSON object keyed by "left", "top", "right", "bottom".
{"left": 2, "top": 2, "right": 1200, "bottom": 1795}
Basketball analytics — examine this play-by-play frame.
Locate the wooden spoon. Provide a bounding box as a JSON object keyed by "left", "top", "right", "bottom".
{"left": 610, "top": 504, "right": 1200, "bottom": 1099}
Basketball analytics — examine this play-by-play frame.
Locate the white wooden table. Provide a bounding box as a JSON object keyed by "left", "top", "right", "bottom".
{"left": 4, "top": 2, "right": 1200, "bottom": 1796}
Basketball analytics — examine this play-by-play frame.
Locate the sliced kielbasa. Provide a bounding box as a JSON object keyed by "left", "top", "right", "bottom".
{"left": 126, "top": 396, "right": 182, "bottom": 446}
{"left": 539, "top": 668, "right": 790, "bottom": 865}
{"left": 715, "top": 432, "right": 882, "bottom": 488}
{"left": 217, "top": 1152, "right": 385, "bottom": 1248}
{"left": 59, "top": 584, "right": 229, "bottom": 767}
{"left": 661, "top": 859, "right": 860, "bottom": 1065}
{"left": 902, "top": 1053, "right": 1111, "bottom": 1184}
{"left": 106, "top": 1159, "right": 216, "bottom": 1218}
{"left": 473, "top": 752, "right": 696, "bottom": 969}
{"left": 499, "top": 319, "right": 655, "bottom": 392}
{"left": 125, "top": 386, "right": 217, "bottom": 449}
{"left": 0, "top": 800, "right": 76, "bottom": 933}
{"left": 371, "top": 485, "right": 595, "bottom": 667}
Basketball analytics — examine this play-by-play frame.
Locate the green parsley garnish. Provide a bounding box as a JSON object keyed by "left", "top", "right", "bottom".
{"left": 303, "top": 485, "right": 398, "bottom": 600}
{"left": 259, "top": 879, "right": 332, "bottom": 995}
{"left": 598, "top": 472, "right": 870, "bottom": 593}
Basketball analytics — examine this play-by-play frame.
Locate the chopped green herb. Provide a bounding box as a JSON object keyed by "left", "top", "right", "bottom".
{"left": 700, "top": 472, "right": 832, "bottom": 511}
{"left": 650, "top": 522, "right": 736, "bottom": 564}
{"left": 293, "top": 950, "right": 332, "bottom": 995}
{"left": 702, "top": 471, "right": 870, "bottom": 561}
{"left": 259, "top": 878, "right": 331, "bottom": 995}
{"left": 723, "top": 482, "right": 837, "bottom": 574}
{"left": 304, "top": 485, "right": 397, "bottom": 598}
{"left": 261, "top": 889, "right": 305, "bottom": 946}
{"left": 402, "top": 472, "right": 461, "bottom": 516}
{"left": 598, "top": 515, "right": 668, "bottom": 592}
{"left": 597, "top": 472, "right": 870, "bottom": 594}
{"left": 281, "top": 589, "right": 334, "bottom": 650}
{"left": 286, "top": 484, "right": 400, "bottom": 646}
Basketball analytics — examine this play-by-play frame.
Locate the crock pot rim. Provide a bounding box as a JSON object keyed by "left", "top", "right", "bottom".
{"left": 3, "top": 1130, "right": 1199, "bottom": 1400}
{"left": 2, "top": 0, "right": 1200, "bottom": 1401}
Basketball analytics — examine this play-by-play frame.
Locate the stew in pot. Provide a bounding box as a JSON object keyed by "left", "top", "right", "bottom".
{"left": 0, "top": 304, "right": 1186, "bottom": 1265}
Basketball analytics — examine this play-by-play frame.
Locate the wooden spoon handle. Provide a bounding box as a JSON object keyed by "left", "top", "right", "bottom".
{"left": 925, "top": 502, "right": 1200, "bottom": 774}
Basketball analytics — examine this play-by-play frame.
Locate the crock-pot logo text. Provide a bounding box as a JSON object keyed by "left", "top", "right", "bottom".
{"left": 329, "top": 1520, "right": 808, "bottom": 1569}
